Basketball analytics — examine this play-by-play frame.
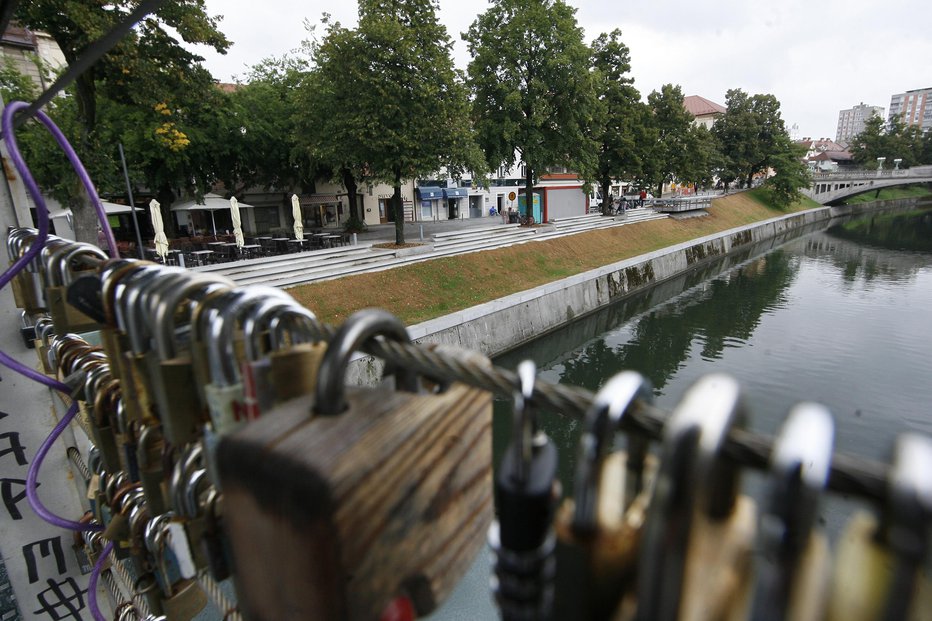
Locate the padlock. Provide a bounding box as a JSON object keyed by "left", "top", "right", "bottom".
{"left": 202, "top": 287, "right": 291, "bottom": 435}
{"left": 127, "top": 501, "right": 166, "bottom": 617}
{"left": 636, "top": 374, "right": 757, "bottom": 621}
{"left": 98, "top": 261, "right": 152, "bottom": 384}
{"left": 88, "top": 372, "right": 123, "bottom": 474}
{"left": 218, "top": 309, "right": 493, "bottom": 620}
{"left": 146, "top": 274, "right": 233, "bottom": 446}
{"left": 20, "top": 310, "right": 37, "bottom": 348}
{"left": 489, "top": 360, "right": 561, "bottom": 621}
{"left": 168, "top": 445, "right": 211, "bottom": 570}
{"left": 7, "top": 228, "right": 51, "bottom": 312}
{"left": 34, "top": 318, "right": 56, "bottom": 374}
{"left": 136, "top": 424, "right": 168, "bottom": 516}
{"left": 242, "top": 299, "right": 326, "bottom": 413}
{"left": 553, "top": 371, "right": 654, "bottom": 621}
{"left": 827, "top": 433, "right": 932, "bottom": 621}
{"left": 144, "top": 513, "right": 208, "bottom": 620}
{"left": 115, "top": 265, "right": 173, "bottom": 426}
{"left": 43, "top": 242, "right": 108, "bottom": 333}
{"left": 200, "top": 488, "right": 232, "bottom": 581}
{"left": 750, "top": 403, "right": 834, "bottom": 621}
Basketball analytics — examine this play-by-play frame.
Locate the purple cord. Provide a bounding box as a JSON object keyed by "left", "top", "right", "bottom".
{"left": 1, "top": 101, "right": 119, "bottom": 259}
{"left": 88, "top": 540, "right": 114, "bottom": 621}
{"left": 26, "top": 401, "right": 103, "bottom": 532}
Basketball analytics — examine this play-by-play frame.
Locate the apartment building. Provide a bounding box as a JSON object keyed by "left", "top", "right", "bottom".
{"left": 836, "top": 103, "right": 884, "bottom": 145}
{"left": 888, "top": 87, "right": 932, "bottom": 133}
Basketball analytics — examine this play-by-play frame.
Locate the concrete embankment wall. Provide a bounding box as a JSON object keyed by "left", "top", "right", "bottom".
{"left": 347, "top": 199, "right": 914, "bottom": 384}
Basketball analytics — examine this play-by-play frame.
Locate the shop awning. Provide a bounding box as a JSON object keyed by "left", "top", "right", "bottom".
{"left": 418, "top": 187, "right": 444, "bottom": 200}
{"left": 443, "top": 188, "right": 468, "bottom": 198}
{"left": 299, "top": 194, "right": 341, "bottom": 206}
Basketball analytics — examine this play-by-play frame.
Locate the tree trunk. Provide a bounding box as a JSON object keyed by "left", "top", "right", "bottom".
{"left": 393, "top": 168, "right": 405, "bottom": 245}
{"left": 524, "top": 165, "right": 534, "bottom": 223}
{"left": 657, "top": 180, "right": 664, "bottom": 197}
{"left": 746, "top": 171, "right": 754, "bottom": 189}
{"left": 157, "top": 185, "right": 176, "bottom": 237}
{"left": 341, "top": 167, "right": 359, "bottom": 222}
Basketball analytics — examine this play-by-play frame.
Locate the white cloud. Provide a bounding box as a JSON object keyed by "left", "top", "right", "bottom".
{"left": 196, "top": 0, "right": 932, "bottom": 138}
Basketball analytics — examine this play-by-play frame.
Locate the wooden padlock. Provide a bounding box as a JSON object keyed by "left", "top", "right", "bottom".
{"left": 635, "top": 374, "right": 757, "bottom": 621}
{"left": 553, "top": 371, "right": 655, "bottom": 621}
{"left": 218, "top": 309, "right": 493, "bottom": 620}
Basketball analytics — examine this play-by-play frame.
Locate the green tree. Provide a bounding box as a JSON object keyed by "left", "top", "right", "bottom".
{"left": 465, "top": 0, "right": 597, "bottom": 221}
{"left": 589, "top": 30, "right": 650, "bottom": 214}
{"left": 713, "top": 89, "right": 788, "bottom": 189}
{"left": 763, "top": 134, "right": 810, "bottom": 207}
{"left": 848, "top": 115, "right": 887, "bottom": 167}
{"left": 294, "top": 19, "right": 372, "bottom": 230}
{"left": 352, "top": 0, "right": 483, "bottom": 244}
{"left": 14, "top": 0, "right": 230, "bottom": 242}
{"left": 643, "top": 84, "right": 695, "bottom": 196}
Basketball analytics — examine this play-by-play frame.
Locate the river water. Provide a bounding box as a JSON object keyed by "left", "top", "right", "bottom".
{"left": 431, "top": 201, "right": 932, "bottom": 619}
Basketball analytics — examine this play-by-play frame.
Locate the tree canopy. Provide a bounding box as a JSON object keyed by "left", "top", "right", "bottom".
{"left": 712, "top": 89, "right": 789, "bottom": 189}
{"left": 464, "top": 0, "right": 597, "bottom": 218}
{"left": 13, "top": 0, "right": 230, "bottom": 241}
{"left": 345, "top": 0, "right": 483, "bottom": 243}
{"left": 589, "top": 29, "right": 652, "bottom": 213}
{"left": 850, "top": 115, "right": 930, "bottom": 169}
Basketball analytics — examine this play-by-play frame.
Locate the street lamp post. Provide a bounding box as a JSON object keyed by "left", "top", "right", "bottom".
{"left": 876, "top": 157, "right": 886, "bottom": 175}
{"left": 894, "top": 158, "right": 902, "bottom": 170}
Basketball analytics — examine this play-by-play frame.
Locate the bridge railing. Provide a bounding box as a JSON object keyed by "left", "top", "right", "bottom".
{"left": 811, "top": 168, "right": 915, "bottom": 181}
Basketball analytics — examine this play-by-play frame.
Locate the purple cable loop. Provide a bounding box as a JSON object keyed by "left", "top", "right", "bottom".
{"left": 88, "top": 540, "right": 114, "bottom": 621}
{"left": 26, "top": 401, "right": 103, "bottom": 532}
{"left": 1, "top": 100, "right": 117, "bottom": 532}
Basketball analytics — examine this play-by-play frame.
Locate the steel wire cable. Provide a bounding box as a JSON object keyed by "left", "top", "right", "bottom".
{"left": 197, "top": 570, "right": 241, "bottom": 621}
{"left": 17, "top": 245, "right": 892, "bottom": 506}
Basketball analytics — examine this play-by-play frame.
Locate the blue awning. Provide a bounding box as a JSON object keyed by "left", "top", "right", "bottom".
{"left": 443, "top": 188, "right": 468, "bottom": 198}
{"left": 418, "top": 186, "right": 444, "bottom": 200}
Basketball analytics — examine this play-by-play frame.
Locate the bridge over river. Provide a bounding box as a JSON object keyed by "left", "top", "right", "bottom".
{"left": 803, "top": 165, "right": 932, "bottom": 204}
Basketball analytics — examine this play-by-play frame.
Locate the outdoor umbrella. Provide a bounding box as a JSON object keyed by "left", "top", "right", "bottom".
{"left": 170, "top": 193, "right": 255, "bottom": 237}
{"left": 150, "top": 199, "right": 169, "bottom": 260}
{"left": 231, "top": 197, "right": 244, "bottom": 247}
{"left": 292, "top": 194, "right": 304, "bottom": 239}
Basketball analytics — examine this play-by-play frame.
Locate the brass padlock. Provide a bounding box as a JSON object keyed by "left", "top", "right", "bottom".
{"left": 43, "top": 242, "right": 107, "bottom": 333}
{"left": 553, "top": 371, "right": 654, "bottom": 621}
{"left": 144, "top": 513, "right": 208, "bottom": 620}
{"left": 146, "top": 274, "right": 233, "bottom": 446}
{"left": 750, "top": 403, "right": 834, "bottom": 621}
{"left": 827, "top": 433, "right": 932, "bottom": 621}
{"left": 136, "top": 424, "right": 168, "bottom": 516}
{"left": 218, "top": 309, "right": 493, "bottom": 620}
{"left": 115, "top": 264, "right": 170, "bottom": 426}
{"left": 636, "top": 374, "right": 757, "bottom": 621}
{"left": 243, "top": 299, "right": 326, "bottom": 410}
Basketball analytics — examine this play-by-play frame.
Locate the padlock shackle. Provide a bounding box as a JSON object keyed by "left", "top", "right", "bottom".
{"left": 571, "top": 370, "right": 653, "bottom": 535}
{"left": 38, "top": 237, "right": 71, "bottom": 283}
{"left": 752, "top": 403, "right": 833, "bottom": 621}
{"left": 636, "top": 373, "right": 745, "bottom": 621}
{"left": 124, "top": 268, "right": 188, "bottom": 354}
{"left": 53, "top": 243, "right": 107, "bottom": 287}
{"left": 241, "top": 298, "right": 302, "bottom": 362}
{"left": 205, "top": 287, "right": 291, "bottom": 385}
{"left": 169, "top": 444, "right": 203, "bottom": 517}
{"left": 114, "top": 265, "right": 166, "bottom": 347}
{"left": 151, "top": 275, "right": 233, "bottom": 360}
{"left": 314, "top": 308, "right": 418, "bottom": 416}
{"left": 269, "top": 306, "right": 322, "bottom": 351}
{"left": 100, "top": 261, "right": 153, "bottom": 326}
{"left": 510, "top": 360, "right": 538, "bottom": 486}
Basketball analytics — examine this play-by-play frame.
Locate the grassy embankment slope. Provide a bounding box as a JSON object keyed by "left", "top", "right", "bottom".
{"left": 288, "top": 189, "right": 820, "bottom": 326}
{"left": 841, "top": 184, "right": 932, "bottom": 204}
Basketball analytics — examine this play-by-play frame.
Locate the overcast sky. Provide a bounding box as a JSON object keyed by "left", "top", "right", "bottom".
{"left": 195, "top": 0, "right": 931, "bottom": 141}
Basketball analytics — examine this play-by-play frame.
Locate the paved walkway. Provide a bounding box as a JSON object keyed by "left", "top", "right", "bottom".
{"left": 195, "top": 209, "right": 670, "bottom": 287}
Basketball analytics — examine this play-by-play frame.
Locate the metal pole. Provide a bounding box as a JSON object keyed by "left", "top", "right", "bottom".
{"left": 118, "top": 143, "right": 145, "bottom": 259}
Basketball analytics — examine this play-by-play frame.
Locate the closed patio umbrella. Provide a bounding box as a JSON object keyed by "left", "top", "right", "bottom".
{"left": 231, "top": 197, "right": 244, "bottom": 247}
{"left": 292, "top": 194, "right": 303, "bottom": 239}
{"left": 150, "top": 199, "right": 169, "bottom": 259}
